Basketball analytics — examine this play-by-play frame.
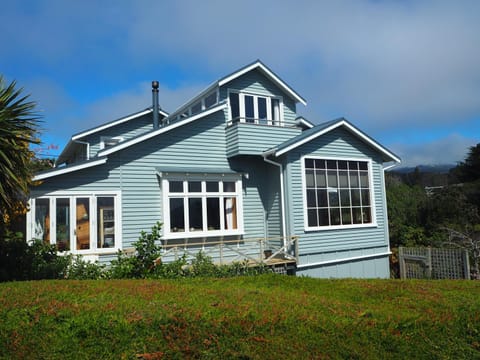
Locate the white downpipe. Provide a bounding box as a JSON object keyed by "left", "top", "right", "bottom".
{"left": 262, "top": 154, "right": 287, "bottom": 248}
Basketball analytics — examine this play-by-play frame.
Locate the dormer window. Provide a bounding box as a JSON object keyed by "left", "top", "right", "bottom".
{"left": 100, "top": 136, "right": 123, "bottom": 149}
{"left": 228, "top": 91, "right": 282, "bottom": 126}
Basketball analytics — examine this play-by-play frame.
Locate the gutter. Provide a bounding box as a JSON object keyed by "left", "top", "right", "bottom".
{"left": 262, "top": 152, "right": 287, "bottom": 248}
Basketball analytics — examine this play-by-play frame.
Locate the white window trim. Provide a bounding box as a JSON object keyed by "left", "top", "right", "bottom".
{"left": 100, "top": 136, "right": 124, "bottom": 150}
{"left": 162, "top": 175, "right": 244, "bottom": 240}
{"left": 26, "top": 190, "right": 122, "bottom": 255}
{"left": 227, "top": 89, "right": 284, "bottom": 126}
{"left": 301, "top": 155, "right": 377, "bottom": 231}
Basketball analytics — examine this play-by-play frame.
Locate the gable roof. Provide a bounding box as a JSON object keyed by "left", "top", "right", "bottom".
{"left": 218, "top": 60, "right": 307, "bottom": 106}
{"left": 265, "top": 118, "right": 401, "bottom": 163}
{"left": 167, "top": 60, "right": 307, "bottom": 121}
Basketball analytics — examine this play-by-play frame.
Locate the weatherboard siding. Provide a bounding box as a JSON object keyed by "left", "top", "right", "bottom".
{"left": 219, "top": 69, "right": 298, "bottom": 126}
{"left": 284, "top": 127, "right": 390, "bottom": 276}
{"left": 225, "top": 123, "right": 301, "bottom": 157}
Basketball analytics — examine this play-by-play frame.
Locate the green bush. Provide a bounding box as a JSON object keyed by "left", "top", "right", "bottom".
{"left": 66, "top": 256, "right": 107, "bottom": 280}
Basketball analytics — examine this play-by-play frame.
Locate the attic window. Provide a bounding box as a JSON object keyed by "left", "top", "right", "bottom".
{"left": 228, "top": 90, "right": 282, "bottom": 126}
{"left": 100, "top": 136, "right": 123, "bottom": 149}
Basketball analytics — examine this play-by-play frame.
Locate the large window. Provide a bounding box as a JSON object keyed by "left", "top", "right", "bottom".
{"left": 163, "top": 177, "right": 243, "bottom": 238}
{"left": 303, "top": 158, "right": 374, "bottom": 229}
{"left": 28, "top": 192, "right": 120, "bottom": 253}
{"left": 228, "top": 91, "right": 282, "bottom": 126}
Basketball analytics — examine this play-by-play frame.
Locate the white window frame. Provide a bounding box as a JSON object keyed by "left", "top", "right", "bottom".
{"left": 162, "top": 175, "right": 244, "bottom": 239}
{"left": 26, "top": 190, "right": 122, "bottom": 254}
{"left": 227, "top": 89, "right": 284, "bottom": 126}
{"left": 301, "top": 156, "right": 377, "bottom": 231}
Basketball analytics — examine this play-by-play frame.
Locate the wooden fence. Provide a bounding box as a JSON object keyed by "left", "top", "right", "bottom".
{"left": 398, "top": 247, "right": 470, "bottom": 279}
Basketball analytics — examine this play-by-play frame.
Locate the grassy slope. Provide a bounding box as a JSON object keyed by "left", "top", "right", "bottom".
{"left": 0, "top": 275, "right": 479, "bottom": 359}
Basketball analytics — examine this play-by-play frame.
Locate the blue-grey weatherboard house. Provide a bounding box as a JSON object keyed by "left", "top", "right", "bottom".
{"left": 27, "top": 60, "right": 401, "bottom": 278}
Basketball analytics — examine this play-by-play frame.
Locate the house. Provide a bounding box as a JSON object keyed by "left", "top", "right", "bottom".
{"left": 26, "top": 60, "right": 400, "bottom": 278}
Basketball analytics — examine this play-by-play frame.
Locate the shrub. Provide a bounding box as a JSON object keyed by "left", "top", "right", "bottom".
{"left": 66, "top": 256, "right": 106, "bottom": 280}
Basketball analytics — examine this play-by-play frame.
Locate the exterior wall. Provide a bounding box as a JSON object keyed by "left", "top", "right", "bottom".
{"left": 31, "top": 110, "right": 281, "bottom": 259}
{"left": 225, "top": 122, "right": 301, "bottom": 157}
{"left": 296, "top": 255, "right": 389, "bottom": 278}
{"left": 219, "top": 69, "right": 297, "bottom": 126}
{"left": 284, "top": 127, "right": 390, "bottom": 278}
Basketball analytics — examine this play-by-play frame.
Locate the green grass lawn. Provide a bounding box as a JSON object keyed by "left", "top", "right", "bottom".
{"left": 1, "top": 275, "right": 479, "bottom": 359}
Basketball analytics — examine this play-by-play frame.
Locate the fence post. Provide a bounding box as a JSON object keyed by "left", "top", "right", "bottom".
{"left": 426, "top": 247, "right": 432, "bottom": 279}
{"left": 463, "top": 250, "right": 471, "bottom": 279}
{"left": 399, "top": 247, "right": 406, "bottom": 279}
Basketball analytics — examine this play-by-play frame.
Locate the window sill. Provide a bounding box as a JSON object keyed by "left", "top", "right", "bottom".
{"left": 163, "top": 229, "right": 244, "bottom": 240}
{"left": 304, "top": 222, "right": 378, "bottom": 232}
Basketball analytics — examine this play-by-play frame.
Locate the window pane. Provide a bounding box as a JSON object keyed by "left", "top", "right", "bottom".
{"left": 35, "top": 199, "right": 50, "bottom": 244}
{"left": 229, "top": 93, "right": 239, "bottom": 119}
{"left": 359, "top": 162, "right": 368, "bottom": 171}
{"left": 351, "top": 189, "right": 361, "bottom": 206}
{"left": 338, "top": 160, "right": 348, "bottom": 170}
{"left": 206, "top": 181, "right": 219, "bottom": 192}
{"left": 224, "top": 197, "right": 237, "bottom": 230}
{"left": 170, "top": 198, "right": 184, "bottom": 232}
{"left": 338, "top": 171, "right": 349, "bottom": 187}
{"left": 170, "top": 181, "right": 183, "bottom": 193}
{"left": 191, "top": 101, "right": 202, "bottom": 115}
{"left": 327, "top": 171, "right": 338, "bottom": 187}
{"left": 349, "top": 171, "right": 359, "bottom": 187}
{"left": 315, "top": 170, "right": 326, "bottom": 187}
{"left": 56, "top": 198, "right": 70, "bottom": 251}
{"left": 188, "top": 181, "right": 201, "bottom": 193}
{"left": 258, "top": 97, "right": 267, "bottom": 120}
{"left": 205, "top": 92, "right": 217, "bottom": 108}
{"left": 352, "top": 208, "right": 362, "bottom": 224}
{"left": 318, "top": 209, "right": 329, "bottom": 226}
{"left": 349, "top": 161, "right": 358, "bottom": 170}
{"left": 330, "top": 208, "right": 341, "bottom": 225}
{"left": 362, "top": 207, "right": 372, "bottom": 223}
{"left": 360, "top": 172, "right": 369, "bottom": 188}
{"left": 207, "top": 198, "right": 220, "bottom": 230}
{"left": 223, "top": 181, "right": 235, "bottom": 192}
{"left": 361, "top": 189, "right": 370, "bottom": 206}
{"left": 306, "top": 170, "right": 315, "bottom": 187}
{"left": 188, "top": 198, "right": 203, "bottom": 231}
{"left": 307, "top": 189, "right": 316, "bottom": 207}
{"left": 328, "top": 188, "right": 339, "bottom": 207}
{"left": 314, "top": 159, "right": 325, "bottom": 169}
{"left": 76, "top": 198, "right": 90, "bottom": 250}
{"left": 340, "top": 189, "right": 351, "bottom": 207}
{"left": 245, "top": 95, "right": 254, "bottom": 122}
{"left": 98, "top": 197, "right": 114, "bottom": 248}
{"left": 308, "top": 209, "right": 318, "bottom": 227}
{"left": 317, "top": 190, "right": 328, "bottom": 207}
{"left": 341, "top": 208, "right": 352, "bottom": 225}
{"left": 326, "top": 160, "right": 337, "bottom": 169}
{"left": 305, "top": 158, "right": 314, "bottom": 169}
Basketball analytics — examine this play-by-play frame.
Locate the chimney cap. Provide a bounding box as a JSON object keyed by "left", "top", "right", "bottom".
{"left": 152, "top": 80, "right": 159, "bottom": 90}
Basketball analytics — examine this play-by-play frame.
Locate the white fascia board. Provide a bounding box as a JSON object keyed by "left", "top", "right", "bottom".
{"left": 275, "top": 120, "right": 401, "bottom": 163}
{"left": 33, "top": 157, "right": 107, "bottom": 181}
{"left": 296, "top": 117, "right": 314, "bottom": 128}
{"left": 218, "top": 61, "right": 307, "bottom": 106}
{"left": 72, "top": 109, "right": 153, "bottom": 140}
{"left": 98, "top": 103, "right": 228, "bottom": 157}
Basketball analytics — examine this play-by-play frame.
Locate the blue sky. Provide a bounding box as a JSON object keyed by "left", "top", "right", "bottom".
{"left": 1, "top": 0, "right": 479, "bottom": 167}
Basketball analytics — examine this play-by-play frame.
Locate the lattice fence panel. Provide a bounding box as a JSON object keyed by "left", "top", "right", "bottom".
{"left": 399, "top": 247, "right": 470, "bottom": 280}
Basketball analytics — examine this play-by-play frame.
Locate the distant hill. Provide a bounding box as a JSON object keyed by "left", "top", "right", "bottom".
{"left": 394, "top": 164, "right": 455, "bottom": 174}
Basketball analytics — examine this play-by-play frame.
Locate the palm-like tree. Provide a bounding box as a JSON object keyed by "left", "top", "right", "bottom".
{"left": 0, "top": 76, "right": 41, "bottom": 221}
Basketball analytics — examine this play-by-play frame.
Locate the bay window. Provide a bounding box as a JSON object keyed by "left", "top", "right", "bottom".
{"left": 163, "top": 177, "right": 243, "bottom": 238}
{"left": 303, "top": 158, "right": 375, "bottom": 229}
{"left": 228, "top": 91, "right": 282, "bottom": 126}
